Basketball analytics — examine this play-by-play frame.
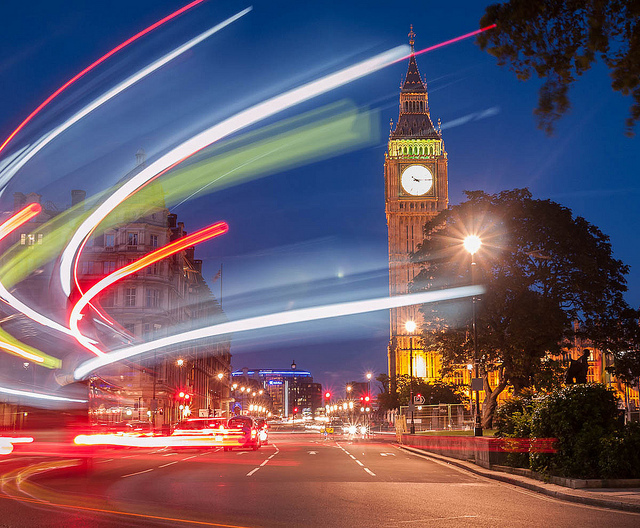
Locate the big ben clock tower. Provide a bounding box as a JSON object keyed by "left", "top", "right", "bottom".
{"left": 385, "top": 27, "right": 448, "bottom": 382}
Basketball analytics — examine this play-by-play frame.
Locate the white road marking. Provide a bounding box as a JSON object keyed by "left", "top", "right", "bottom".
{"left": 182, "top": 455, "right": 197, "bottom": 460}
{"left": 349, "top": 455, "right": 356, "bottom": 460}
{"left": 96, "top": 458, "right": 113, "bottom": 463}
{"left": 162, "top": 453, "right": 177, "bottom": 456}
{"left": 246, "top": 467, "right": 260, "bottom": 477}
{"left": 260, "top": 460, "right": 269, "bottom": 466}
{"left": 308, "top": 451, "right": 317, "bottom": 455}
{"left": 364, "top": 468, "right": 376, "bottom": 476}
{"left": 355, "top": 460, "right": 364, "bottom": 467}
{"left": 121, "top": 468, "right": 154, "bottom": 478}
{"left": 236, "top": 452, "right": 247, "bottom": 456}
{"left": 158, "top": 461, "right": 178, "bottom": 468}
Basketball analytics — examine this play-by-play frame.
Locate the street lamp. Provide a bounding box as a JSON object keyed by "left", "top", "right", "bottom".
{"left": 464, "top": 234, "right": 483, "bottom": 437}
{"left": 405, "top": 320, "right": 416, "bottom": 434}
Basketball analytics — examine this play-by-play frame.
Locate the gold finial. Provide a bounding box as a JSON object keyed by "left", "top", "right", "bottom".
{"left": 408, "top": 24, "right": 415, "bottom": 53}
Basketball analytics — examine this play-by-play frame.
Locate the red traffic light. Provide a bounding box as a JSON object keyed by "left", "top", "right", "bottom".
{"left": 178, "top": 391, "right": 185, "bottom": 398}
{"left": 364, "top": 396, "right": 370, "bottom": 402}
{"left": 324, "top": 392, "right": 331, "bottom": 399}
{"left": 293, "top": 407, "right": 298, "bottom": 413}
{"left": 185, "top": 394, "right": 191, "bottom": 400}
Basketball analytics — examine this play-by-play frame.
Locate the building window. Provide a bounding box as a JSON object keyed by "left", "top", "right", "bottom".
{"left": 80, "top": 261, "right": 94, "bottom": 275}
{"left": 101, "top": 290, "right": 115, "bottom": 307}
{"left": 147, "top": 262, "right": 159, "bottom": 275}
{"left": 105, "top": 234, "right": 115, "bottom": 247}
{"left": 20, "top": 234, "right": 26, "bottom": 245}
{"left": 37, "top": 233, "right": 43, "bottom": 244}
{"left": 124, "top": 323, "right": 135, "bottom": 336}
{"left": 150, "top": 234, "right": 158, "bottom": 248}
{"left": 125, "top": 288, "right": 136, "bottom": 307}
{"left": 146, "top": 289, "right": 160, "bottom": 308}
{"left": 143, "top": 323, "right": 151, "bottom": 340}
{"left": 127, "top": 232, "right": 138, "bottom": 246}
{"left": 104, "top": 261, "right": 116, "bottom": 274}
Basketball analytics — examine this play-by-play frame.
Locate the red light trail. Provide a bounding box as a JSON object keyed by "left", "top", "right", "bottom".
{"left": 69, "top": 220, "right": 228, "bottom": 356}
{"left": 0, "top": 202, "right": 41, "bottom": 242}
{"left": 395, "top": 24, "right": 497, "bottom": 63}
{"left": 0, "top": 0, "right": 206, "bottom": 157}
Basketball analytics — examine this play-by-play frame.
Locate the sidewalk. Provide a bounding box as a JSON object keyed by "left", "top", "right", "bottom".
{"left": 398, "top": 444, "right": 640, "bottom": 513}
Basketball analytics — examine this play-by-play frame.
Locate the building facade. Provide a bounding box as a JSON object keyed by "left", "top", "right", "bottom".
{"left": 75, "top": 179, "right": 232, "bottom": 427}
{"left": 385, "top": 28, "right": 448, "bottom": 383}
{"left": 231, "top": 366, "right": 322, "bottom": 418}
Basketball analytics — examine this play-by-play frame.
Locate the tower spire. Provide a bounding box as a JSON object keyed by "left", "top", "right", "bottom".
{"left": 408, "top": 24, "right": 415, "bottom": 54}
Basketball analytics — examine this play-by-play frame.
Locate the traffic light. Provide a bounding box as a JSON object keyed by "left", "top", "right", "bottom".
{"left": 293, "top": 407, "right": 298, "bottom": 414}
{"left": 364, "top": 395, "right": 370, "bottom": 403}
{"left": 324, "top": 391, "right": 331, "bottom": 400}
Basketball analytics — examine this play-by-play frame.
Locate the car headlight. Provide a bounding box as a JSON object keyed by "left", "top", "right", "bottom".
{"left": 348, "top": 425, "right": 357, "bottom": 435}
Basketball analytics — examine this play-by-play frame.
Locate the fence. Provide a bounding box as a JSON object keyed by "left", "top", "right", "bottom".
{"left": 398, "top": 403, "right": 473, "bottom": 432}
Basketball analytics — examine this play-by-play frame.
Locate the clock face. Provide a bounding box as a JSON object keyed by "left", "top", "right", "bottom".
{"left": 401, "top": 165, "right": 433, "bottom": 196}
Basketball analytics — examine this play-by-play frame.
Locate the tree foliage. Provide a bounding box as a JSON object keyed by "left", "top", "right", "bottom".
{"left": 412, "top": 189, "right": 639, "bottom": 427}
{"left": 477, "top": 0, "right": 640, "bottom": 136}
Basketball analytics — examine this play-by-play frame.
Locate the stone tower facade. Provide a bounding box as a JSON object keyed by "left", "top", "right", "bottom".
{"left": 385, "top": 28, "right": 448, "bottom": 382}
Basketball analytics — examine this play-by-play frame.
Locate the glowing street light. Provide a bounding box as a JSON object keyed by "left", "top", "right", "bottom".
{"left": 177, "top": 359, "right": 184, "bottom": 366}
{"left": 217, "top": 372, "right": 224, "bottom": 380}
{"left": 465, "top": 235, "right": 483, "bottom": 437}
{"left": 463, "top": 235, "right": 482, "bottom": 255}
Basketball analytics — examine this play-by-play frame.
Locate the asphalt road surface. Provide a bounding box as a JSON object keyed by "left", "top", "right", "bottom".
{"left": 1, "top": 432, "right": 639, "bottom": 527}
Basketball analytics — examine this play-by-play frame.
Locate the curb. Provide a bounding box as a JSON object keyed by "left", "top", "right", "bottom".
{"left": 395, "top": 444, "right": 640, "bottom": 514}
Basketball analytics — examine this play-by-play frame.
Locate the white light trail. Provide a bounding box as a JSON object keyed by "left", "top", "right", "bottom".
{"left": 0, "top": 385, "right": 87, "bottom": 403}
{"left": 0, "top": 281, "right": 92, "bottom": 340}
{"left": 0, "top": 8, "right": 250, "bottom": 340}
{"left": 59, "top": 44, "right": 409, "bottom": 297}
{"left": 74, "top": 285, "right": 483, "bottom": 379}
{"left": 0, "top": 8, "right": 252, "bottom": 193}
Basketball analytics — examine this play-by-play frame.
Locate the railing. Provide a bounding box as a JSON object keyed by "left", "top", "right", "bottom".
{"left": 399, "top": 403, "right": 473, "bottom": 432}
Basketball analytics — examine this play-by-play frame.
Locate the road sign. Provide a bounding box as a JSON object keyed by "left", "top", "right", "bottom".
{"left": 413, "top": 395, "right": 425, "bottom": 404}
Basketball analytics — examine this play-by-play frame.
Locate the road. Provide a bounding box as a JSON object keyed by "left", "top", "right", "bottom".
{"left": 1, "top": 432, "right": 639, "bottom": 527}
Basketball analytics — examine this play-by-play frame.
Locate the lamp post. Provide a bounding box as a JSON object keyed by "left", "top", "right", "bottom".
{"left": 464, "top": 235, "right": 483, "bottom": 437}
{"left": 405, "top": 320, "right": 416, "bottom": 434}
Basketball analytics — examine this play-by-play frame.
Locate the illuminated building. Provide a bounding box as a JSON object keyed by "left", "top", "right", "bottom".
{"left": 231, "top": 366, "right": 322, "bottom": 417}
{"left": 385, "top": 28, "right": 448, "bottom": 383}
{"left": 74, "top": 156, "right": 231, "bottom": 426}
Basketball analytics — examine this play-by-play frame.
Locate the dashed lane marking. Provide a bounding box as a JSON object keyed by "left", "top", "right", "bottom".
{"left": 158, "top": 461, "right": 178, "bottom": 468}
{"left": 121, "top": 468, "right": 154, "bottom": 478}
{"left": 364, "top": 468, "right": 376, "bottom": 476}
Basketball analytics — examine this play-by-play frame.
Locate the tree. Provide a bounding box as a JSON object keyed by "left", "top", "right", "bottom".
{"left": 412, "top": 189, "right": 639, "bottom": 428}
{"left": 477, "top": 0, "right": 640, "bottom": 136}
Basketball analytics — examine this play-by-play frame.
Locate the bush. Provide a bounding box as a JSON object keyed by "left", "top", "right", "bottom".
{"left": 494, "top": 390, "right": 537, "bottom": 468}
{"left": 530, "top": 384, "right": 620, "bottom": 479}
{"left": 599, "top": 422, "right": 640, "bottom": 479}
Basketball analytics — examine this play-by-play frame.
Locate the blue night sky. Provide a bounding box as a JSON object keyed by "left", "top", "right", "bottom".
{"left": 1, "top": 0, "right": 638, "bottom": 394}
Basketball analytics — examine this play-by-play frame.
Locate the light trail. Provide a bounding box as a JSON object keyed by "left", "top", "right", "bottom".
{"left": 394, "top": 24, "right": 497, "bottom": 63}
{"left": 60, "top": 44, "right": 409, "bottom": 297}
{"left": 69, "top": 221, "right": 228, "bottom": 356}
{"left": 0, "top": 0, "right": 206, "bottom": 157}
{"left": 0, "top": 203, "right": 41, "bottom": 241}
{"left": 0, "top": 8, "right": 252, "bottom": 194}
{"left": 0, "top": 385, "right": 87, "bottom": 403}
{"left": 74, "top": 285, "right": 484, "bottom": 379}
{"left": 0, "top": 204, "right": 71, "bottom": 365}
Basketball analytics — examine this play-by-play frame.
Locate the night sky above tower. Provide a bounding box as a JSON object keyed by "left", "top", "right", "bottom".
{"left": 0, "top": 0, "right": 639, "bottom": 392}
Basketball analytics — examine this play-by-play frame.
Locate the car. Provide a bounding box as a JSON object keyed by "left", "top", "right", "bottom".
{"left": 171, "top": 418, "right": 228, "bottom": 448}
{"left": 254, "top": 417, "right": 269, "bottom": 444}
{"left": 224, "top": 416, "right": 261, "bottom": 451}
